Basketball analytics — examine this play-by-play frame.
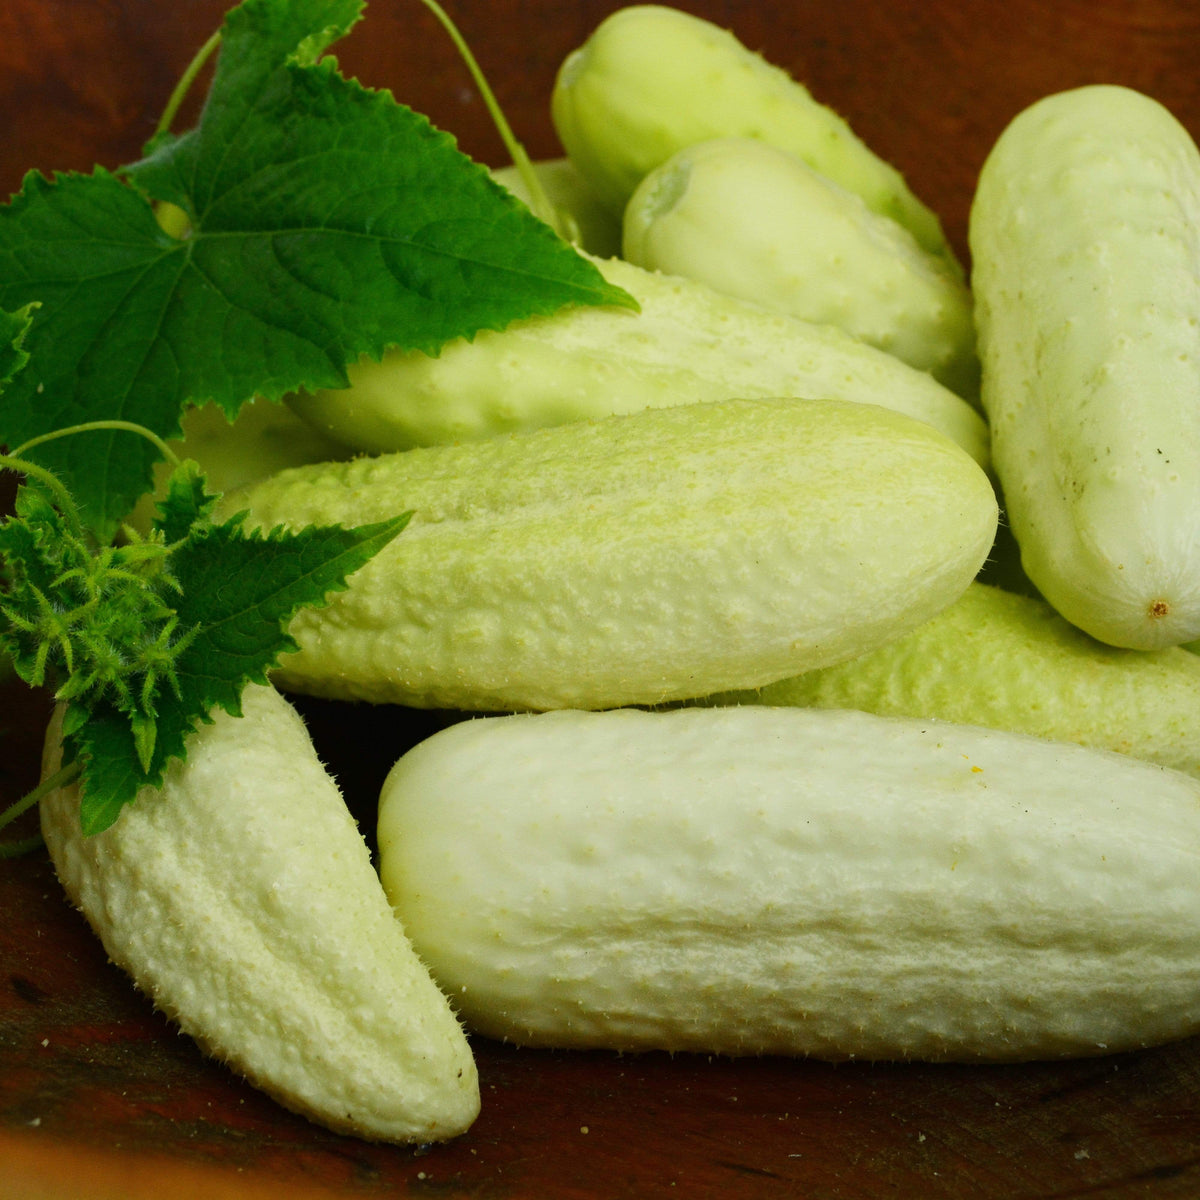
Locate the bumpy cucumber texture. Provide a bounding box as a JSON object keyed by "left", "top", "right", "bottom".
{"left": 230, "top": 397, "right": 997, "bottom": 711}
{"left": 379, "top": 705, "right": 1200, "bottom": 1061}
{"left": 970, "top": 84, "right": 1200, "bottom": 650}
{"left": 40, "top": 685, "right": 479, "bottom": 1143}
{"left": 288, "top": 253, "right": 989, "bottom": 467}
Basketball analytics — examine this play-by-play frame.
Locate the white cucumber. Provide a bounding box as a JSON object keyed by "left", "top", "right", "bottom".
{"left": 623, "top": 138, "right": 979, "bottom": 399}
{"left": 969, "top": 84, "right": 1200, "bottom": 649}
{"left": 707, "top": 580, "right": 1200, "bottom": 778}
{"left": 228, "top": 397, "right": 997, "bottom": 712}
{"left": 40, "top": 684, "right": 479, "bottom": 1143}
{"left": 550, "top": 5, "right": 959, "bottom": 272}
{"left": 377, "top": 705, "right": 1200, "bottom": 1062}
{"left": 288, "top": 253, "right": 989, "bottom": 468}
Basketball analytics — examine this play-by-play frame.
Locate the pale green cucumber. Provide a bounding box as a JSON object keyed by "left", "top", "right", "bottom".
{"left": 969, "top": 84, "right": 1200, "bottom": 649}
{"left": 550, "top": 5, "right": 959, "bottom": 272}
{"left": 623, "top": 137, "right": 979, "bottom": 399}
{"left": 491, "top": 156, "right": 622, "bottom": 258}
{"left": 40, "top": 684, "right": 479, "bottom": 1143}
{"left": 287, "top": 254, "right": 989, "bottom": 468}
{"left": 706, "top": 580, "right": 1200, "bottom": 778}
{"left": 377, "top": 705, "right": 1200, "bottom": 1061}
{"left": 227, "top": 397, "right": 997, "bottom": 712}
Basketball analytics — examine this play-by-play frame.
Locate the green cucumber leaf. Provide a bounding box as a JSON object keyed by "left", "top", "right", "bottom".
{"left": 0, "top": 0, "right": 633, "bottom": 537}
{"left": 65, "top": 490, "right": 410, "bottom": 835}
{"left": 163, "top": 508, "right": 411, "bottom": 722}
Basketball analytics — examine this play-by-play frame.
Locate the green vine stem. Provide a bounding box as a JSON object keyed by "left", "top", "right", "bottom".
{"left": 0, "top": 761, "right": 80, "bottom": 858}
{"left": 418, "top": 0, "right": 567, "bottom": 238}
{"left": 12, "top": 419, "right": 182, "bottom": 469}
{"left": 2, "top": 420, "right": 183, "bottom": 543}
{"left": 155, "top": 28, "right": 223, "bottom": 141}
{"left": 0, "top": 835, "right": 45, "bottom": 859}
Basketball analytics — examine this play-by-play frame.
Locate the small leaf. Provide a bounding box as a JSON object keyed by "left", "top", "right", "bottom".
{"left": 69, "top": 705, "right": 151, "bottom": 838}
{"left": 68, "top": 509, "right": 410, "bottom": 833}
{"left": 152, "top": 459, "right": 220, "bottom": 546}
{"left": 167, "top": 511, "right": 413, "bottom": 719}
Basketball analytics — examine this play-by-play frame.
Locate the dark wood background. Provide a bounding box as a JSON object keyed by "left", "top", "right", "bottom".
{"left": 4, "top": 1, "right": 1200, "bottom": 1196}
{"left": 3, "top": 0, "right": 1200, "bottom": 262}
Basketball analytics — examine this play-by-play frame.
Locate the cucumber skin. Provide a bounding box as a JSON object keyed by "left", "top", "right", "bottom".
{"left": 550, "top": 5, "right": 958, "bottom": 272}
{"left": 229, "top": 397, "right": 997, "bottom": 712}
{"left": 708, "top": 580, "right": 1200, "bottom": 778}
{"left": 40, "top": 685, "right": 479, "bottom": 1143}
{"left": 289, "top": 253, "right": 990, "bottom": 469}
{"left": 378, "top": 705, "right": 1200, "bottom": 1062}
{"left": 969, "top": 84, "right": 1200, "bottom": 650}
{"left": 623, "top": 137, "right": 979, "bottom": 399}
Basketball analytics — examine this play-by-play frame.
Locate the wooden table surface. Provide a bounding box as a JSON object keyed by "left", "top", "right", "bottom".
{"left": 4, "top": 1, "right": 1200, "bottom": 1196}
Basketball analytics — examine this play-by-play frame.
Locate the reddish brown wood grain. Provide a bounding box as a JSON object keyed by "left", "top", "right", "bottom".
{"left": 4, "top": 2, "right": 1200, "bottom": 1196}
